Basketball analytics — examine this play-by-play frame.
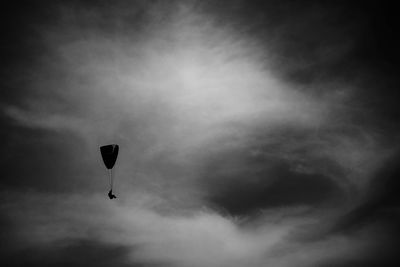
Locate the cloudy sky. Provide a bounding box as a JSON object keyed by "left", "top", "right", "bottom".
{"left": 1, "top": 1, "right": 399, "bottom": 266}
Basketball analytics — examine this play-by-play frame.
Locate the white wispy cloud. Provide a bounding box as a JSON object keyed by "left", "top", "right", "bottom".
{"left": 1, "top": 191, "right": 374, "bottom": 267}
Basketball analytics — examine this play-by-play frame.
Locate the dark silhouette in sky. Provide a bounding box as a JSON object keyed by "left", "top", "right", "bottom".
{"left": 100, "top": 144, "right": 119, "bottom": 170}
{"left": 100, "top": 144, "right": 119, "bottom": 198}
{"left": 108, "top": 190, "right": 117, "bottom": 199}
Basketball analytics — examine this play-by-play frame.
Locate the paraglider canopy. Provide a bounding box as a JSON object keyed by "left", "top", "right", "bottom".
{"left": 100, "top": 144, "right": 119, "bottom": 169}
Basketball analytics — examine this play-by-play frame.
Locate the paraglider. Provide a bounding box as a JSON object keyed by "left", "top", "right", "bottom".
{"left": 100, "top": 144, "right": 119, "bottom": 199}
{"left": 108, "top": 190, "right": 117, "bottom": 199}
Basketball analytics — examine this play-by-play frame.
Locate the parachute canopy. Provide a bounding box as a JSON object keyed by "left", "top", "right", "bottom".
{"left": 100, "top": 144, "right": 119, "bottom": 169}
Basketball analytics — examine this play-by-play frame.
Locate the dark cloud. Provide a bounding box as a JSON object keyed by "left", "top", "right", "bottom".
{"left": 206, "top": 166, "right": 342, "bottom": 216}
{"left": 331, "top": 150, "right": 400, "bottom": 237}
{"left": 4, "top": 239, "right": 135, "bottom": 267}
{"left": 0, "top": 121, "right": 89, "bottom": 191}
{"left": 200, "top": 135, "right": 346, "bottom": 216}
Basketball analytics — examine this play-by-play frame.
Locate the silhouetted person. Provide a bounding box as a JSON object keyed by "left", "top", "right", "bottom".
{"left": 108, "top": 190, "right": 117, "bottom": 199}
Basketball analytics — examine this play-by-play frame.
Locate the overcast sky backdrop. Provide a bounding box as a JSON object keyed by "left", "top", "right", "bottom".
{"left": 1, "top": 1, "right": 400, "bottom": 266}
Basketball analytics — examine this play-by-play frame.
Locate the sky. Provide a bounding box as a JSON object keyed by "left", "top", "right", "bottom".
{"left": 1, "top": 0, "right": 400, "bottom": 266}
